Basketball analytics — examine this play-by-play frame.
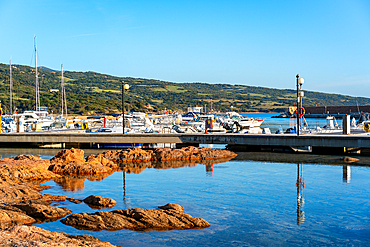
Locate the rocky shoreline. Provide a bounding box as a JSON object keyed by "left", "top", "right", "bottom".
{"left": 0, "top": 146, "right": 237, "bottom": 246}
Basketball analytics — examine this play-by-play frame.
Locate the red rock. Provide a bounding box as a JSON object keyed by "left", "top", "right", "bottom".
{"left": 0, "top": 183, "right": 45, "bottom": 204}
{"left": 0, "top": 209, "right": 36, "bottom": 228}
{"left": 158, "top": 203, "right": 184, "bottom": 212}
{"left": 0, "top": 225, "right": 117, "bottom": 246}
{"left": 83, "top": 195, "right": 116, "bottom": 209}
{"left": 61, "top": 203, "right": 210, "bottom": 231}
{"left": 86, "top": 146, "right": 237, "bottom": 164}
{"left": 50, "top": 149, "right": 117, "bottom": 175}
{"left": 0, "top": 155, "right": 59, "bottom": 183}
{"left": 48, "top": 162, "right": 113, "bottom": 175}
{"left": 50, "top": 148, "right": 85, "bottom": 164}
{"left": 12, "top": 203, "right": 72, "bottom": 221}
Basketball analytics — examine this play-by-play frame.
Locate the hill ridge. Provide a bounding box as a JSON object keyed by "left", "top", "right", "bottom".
{"left": 0, "top": 63, "right": 369, "bottom": 115}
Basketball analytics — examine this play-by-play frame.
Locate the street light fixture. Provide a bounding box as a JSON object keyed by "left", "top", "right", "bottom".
{"left": 121, "top": 82, "right": 130, "bottom": 134}
{"left": 296, "top": 74, "right": 304, "bottom": 136}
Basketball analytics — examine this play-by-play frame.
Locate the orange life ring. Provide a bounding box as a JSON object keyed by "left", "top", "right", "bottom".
{"left": 0, "top": 109, "right": 3, "bottom": 115}
{"left": 297, "top": 107, "right": 305, "bottom": 118}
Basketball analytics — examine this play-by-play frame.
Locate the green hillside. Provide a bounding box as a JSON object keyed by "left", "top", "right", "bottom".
{"left": 0, "top": 63, "right": 369, "bottom": 115}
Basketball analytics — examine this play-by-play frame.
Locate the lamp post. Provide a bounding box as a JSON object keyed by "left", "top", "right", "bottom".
{"left": 296, "top": 74, "right": 304, "bottom": 136}
{"left": 300, "top": 91, "right": 304, "bottom": 135}
{"left": 121, "top": 82, "right": 130, "bottom": 134}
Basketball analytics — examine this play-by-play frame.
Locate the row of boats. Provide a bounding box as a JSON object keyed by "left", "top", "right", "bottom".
{"left": 1, "top": 111, "right": 265, "bottom": 134}
{"left": 3, "top": 109, "right": 369, "bottom": 136}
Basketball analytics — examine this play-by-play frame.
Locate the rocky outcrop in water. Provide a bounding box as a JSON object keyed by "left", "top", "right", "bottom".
{"left": 0, "top": 146, "right": 232, "bottom": 245}
{"left": 48, "top": 147, "right": 236, "bottom": 176}
{"left": 49, "top": 148, "right": 117, "bottom": 175}
{"left": 0, "top": 225, "right": 118, "bottom": 247}
{"left": 0, "top": 209, "right": 36, "bottom": 228}
{"left": 12, "top": 203, "right": 72, "bottom": 222}
{"left": 83, "top": 195, "right": 116, "bottom": 209}
{"left": 61, "top": 203, "right": 210, "bottom": 231}
{"left": 0, "top": 155, "right": 60, "bottom": 183}
{"left": 88, "top": 146, "right": 237, "bottom": 165}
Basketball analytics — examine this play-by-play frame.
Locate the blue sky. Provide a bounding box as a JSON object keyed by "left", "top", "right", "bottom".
{"left": 0, "top": 0, "right": 369, "bottom": 97}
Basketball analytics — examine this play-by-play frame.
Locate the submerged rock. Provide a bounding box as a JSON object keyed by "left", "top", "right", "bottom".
{"left": 61, "top": 203, "right": 210, "bottom": 231}
{"left": 0, "top": 225, "right": 118, "bottom": 246}
{"left": 83, "top": 195, "right": 116, "bottom": 209}
{"left": 158, "top": 203, "right": 184, "bottom": 212}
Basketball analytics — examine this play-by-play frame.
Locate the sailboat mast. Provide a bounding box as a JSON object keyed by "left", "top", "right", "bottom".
{"left": 61, "top": 64, "right": 68, "bottom": 117}
{"left": 34, "top": 36, "right": 39, "bottom": 111}
{"left": 64, "top": 83, "right": 67, "bottom": 117}
{"left": 9, "top": 59, "right": 12, "bottom": 115}
{"left": 61, "top": 64, "right": 64, "bottom": 116}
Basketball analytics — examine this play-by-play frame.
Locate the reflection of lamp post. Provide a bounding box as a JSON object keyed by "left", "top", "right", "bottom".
{"left": 296, "top": 74, "right": 304, "bottom": 136}
{"left": 296, "top": 163, "right": 305, "bottom": 225}
{"left": 121, "top": 82, "right": 130, "bottom": 134}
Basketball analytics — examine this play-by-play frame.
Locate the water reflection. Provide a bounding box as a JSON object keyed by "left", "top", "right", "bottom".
{"left": 343, "top": 166, "right": 351, "bottom": 183}
{"left": 205, "top": 164, "right": 213, "bottom": 176}
{"left": 52, "top": 158, "right": 233, "bottom": 192}
{"left": 122, "top": 171, "right": 130, "bottom": 207}
{"left": 296, "top": 163, "right": 305, "bottom": 225}
{"left": 54, "top": 172, "right": 113, "bottom": 191}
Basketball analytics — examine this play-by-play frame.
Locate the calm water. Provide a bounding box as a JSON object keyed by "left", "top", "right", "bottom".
{"left": 37, "top": 157, "right": 370, "bottom": 246}
{"left": 5, "top": 113, "right": 370, "bottom": 246}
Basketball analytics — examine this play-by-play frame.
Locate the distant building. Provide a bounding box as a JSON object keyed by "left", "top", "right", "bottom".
{"left": 49, "top": 89, "right": 59, "bottom": 92}
{"left": 187, "top": 106, "right": 203, "bottom": 113}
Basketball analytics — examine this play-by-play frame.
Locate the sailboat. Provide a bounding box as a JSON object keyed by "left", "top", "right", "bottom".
{"left": 1, "top": 59, "right": 17, "bottom": 133}
{"left": 34, "top": 36, "right": 41, "bottom": 112}
{"left": 9, "top": 58, "right": 13, "bottom": 115}
{"left": 13, "top": 37, "right": 54, "bottom": 131}
{"left": 61, "top": 64, "right": 68, "bottom": 117}
{"left": 54, "top": 64, "right": 69, "bottom": 128}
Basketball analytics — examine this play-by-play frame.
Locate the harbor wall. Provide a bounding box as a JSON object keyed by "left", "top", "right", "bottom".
{"left": 304, "top": 105, "right": 370, "bottom": 115}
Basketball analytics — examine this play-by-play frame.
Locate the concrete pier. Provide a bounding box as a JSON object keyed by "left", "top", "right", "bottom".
{"left": 0, "top": 132, "right": 370, "bottom": 154}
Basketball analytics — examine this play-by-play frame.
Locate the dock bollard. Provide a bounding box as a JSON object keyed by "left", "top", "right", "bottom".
{"left": 342, "top": 115, "right": 350, "bottom": 135}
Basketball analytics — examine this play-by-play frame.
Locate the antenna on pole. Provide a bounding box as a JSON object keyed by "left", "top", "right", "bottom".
{"left": 9, "top": 58, "right": 12, "bottom": 115}
{"left": 61, "top": 64, "right": 64, "bottom": 116}
{"left": 34, "top": 36, "right": 40, "bottom": 111}
{"left": 61, "top": 64, "right": 67, "bottom": 117}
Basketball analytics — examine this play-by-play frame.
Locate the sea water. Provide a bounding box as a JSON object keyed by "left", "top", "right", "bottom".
{"left": 38, "top": 156, "right": 370, "bottom": 246}
{"left": 5, "top": 113, "right": 370, "bottom": 246}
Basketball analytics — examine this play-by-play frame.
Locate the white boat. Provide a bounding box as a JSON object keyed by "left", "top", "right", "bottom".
{"left": 238, "top": 117, "right": 264, "bottom": 128}
{"left": 14, "top": 111, "right": 54, "bottom": 129}
{"left": 219, "top": 112, "right": 264, "bottom": 132}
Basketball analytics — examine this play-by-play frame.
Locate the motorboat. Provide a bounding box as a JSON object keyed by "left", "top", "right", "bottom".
{"left": 219, "top": 112, "right": 264, "bottom": 132}
{"left": 14, "top": 111, "right": 54, "bottom": 130}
